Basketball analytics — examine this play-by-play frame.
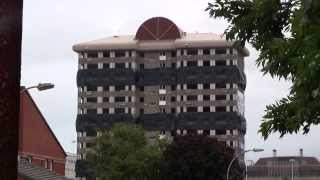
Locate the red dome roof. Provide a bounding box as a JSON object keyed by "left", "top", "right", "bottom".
{"left": 135, "top": 17, "right": 183, "bottom": 40}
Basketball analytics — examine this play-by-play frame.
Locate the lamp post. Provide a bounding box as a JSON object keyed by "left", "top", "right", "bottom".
{"left": 289, "top": 159, "right": 295, "bottom": 180}
{"left": 20, "top": 83, "right": 54, "bottom": 93}
{"left": 226, "top": 148, "right": 264, "bottom": 180}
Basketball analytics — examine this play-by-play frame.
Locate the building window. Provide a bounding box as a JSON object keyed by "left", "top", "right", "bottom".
{"left": 203, "top": 84, "right": 210, "bottom": 89}
{"left": 171, "top": 51, "right": 176, "bottom": 57}
{"left": 171, "top": 85, "right": 176, "bottom": 91}
{"left": 216, "top": 95, "right": 226, "bottom": 100}
{"left": 103, "top": 86, "right": 109, "bottom": 91}
{"left": 115, "top": 85, "right": 125, "bottom": 91}
{"left": 115, "top": 96, "right": 125, "bottom": 102}
{"left": 139, "top": 52, "right": 144, "bottom": 58}
{"left": 139, "top": 86, "right": 144, "bottom": 91}
{"left": 87, "top": 109, "right": 97, "bottom": 114}
{"left": 87, "top": 64, "right": 98, "bottom": 69}
{"left": 186, "top": 107, "right": 197, "bottom": 112}
{"left": 103, "top": 63, "right": 109, "bottom": 69}
{"left": 115, "top": 108, "right": 125, "bottom": 114}
{"left": 115, "top": 63, "right": 125, "bottom": 69}
{"left": 216, "top": 83, "right": 226, "bottom": 89}
{"left": 139, "top": 63, "right": 144, "bottom": 69}
{"left": 215, "top": 129, "right": 227, "bottom": 135}
{"left": 187, "top": 61, "right": 197, "bottom": 67}
{"left": 160, "top": 51, "right": 166, "bottom": 56}
{"left": 160, "top": 63, "right": 166, "bottom": 68}
{"left": 187, "top": 95, "right": 197, "bottom": 101}
{"left": 140, "top": 108, "right": 144, "bottom": 115}
{"left": 86, "top": 86, "right": 97, "bottom": 92}
{"left": 103, "top": 108, "right": 109, "bottom": 114}
{"left": 203, "top": 61, "right": 210, "bottom": 67}
{"left": 171, "top": 108, "right": 176, "bottom": 114}
{"left": 203, "top": 49, "right": 210, "bottom": 55}
{"left": 203, "top": 95, "right": 210, "bottom": 101}
{"left": 171, "top": 96, "right": 176, "bottom": 102}
{"left": 216, "top": 60, "right": 226, "bottom": 66}
{"left": 159, "top": 96, "right": 166, "bottom": 101}
{"left": 187, "top": 49, "right": 198, "bottom": 55}
{"left": 171, "top": 62, "right": 176, "bottom": 68}
{"left": 87, "top": 52, "right": 98, "bottom": 58}
{"left": 160, "top": 108, "right": 166, "bottom": 113}
{"left": 187, "top": 84, "right": 197, "bottom": 90}
{"left": 128, "top": 96, "right": 132, "bottom": 102}
{"left": 139, "top": 97, "right": 144, "bottom": 103}
{"left": 203, "top": 106, "right": 210, "bottom": 112}
{"left": 215, "top": 48, "right": 226, "bottom": 54}
{"left": 216, "top": 106, "right": 226, "bottom": 112}
{"left": 115, "top": 51, "right": 126, "bottom": 57}
{"left": 87, "top": 97, "right": 97, "bottom": 103}
{"left": 103, "top": 51, "right": 110, "bottom": 58}
{"left": 103, "top": 97, "right": 109, "bottom": 102}
{"left": 230, "top": 94, "right": 233, "bottom": 100}
{"left": 160, "top": 85, "right": 166, "bottom": 89}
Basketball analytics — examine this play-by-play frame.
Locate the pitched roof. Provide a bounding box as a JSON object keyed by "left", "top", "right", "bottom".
{"left": 18, "top": 158, "right": 71, "bottom": 180}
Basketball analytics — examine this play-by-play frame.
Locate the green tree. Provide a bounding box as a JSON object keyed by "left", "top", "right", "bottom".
{"left": 206, "top": 0, "right": 320, "bottom": 139}
{"left": 161, "top": 135, "right": 243, "bottom": 180}
{"left": 88, "top": 123, "right": 162, "bottom": 180}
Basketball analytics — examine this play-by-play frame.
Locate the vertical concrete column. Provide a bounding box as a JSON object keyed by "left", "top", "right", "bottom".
{"left": 197, "top": 106, "right": 203, "bottom": 112}
{"left": 210, "top": 83, "right": 215, "bottom": 89}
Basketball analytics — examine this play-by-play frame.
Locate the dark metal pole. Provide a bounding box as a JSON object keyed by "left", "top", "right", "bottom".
{"left": 0, "top": 0, "right": 23, "bottom": 179}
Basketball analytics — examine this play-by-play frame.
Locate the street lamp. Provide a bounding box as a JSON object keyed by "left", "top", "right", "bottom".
{"left": 20, "top": 83, "right": 54, "bottom": 93}
{"left": 226, "top": 148, "right": 264, "bottom": 180}
{"left": 289, "top": 159, "right": 295, "bottom": 180}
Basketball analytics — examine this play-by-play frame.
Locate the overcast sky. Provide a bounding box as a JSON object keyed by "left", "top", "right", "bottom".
{"left": 21, "top": 0, "right": 320, "bottom": 161}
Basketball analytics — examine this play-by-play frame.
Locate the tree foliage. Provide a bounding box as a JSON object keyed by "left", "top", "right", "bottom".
{"left": 162, "top": 135, "right": 243, "bottom": 180}
{"left": 206, "top": 0, "right": 320, "bottom": 139}
{"left": 88, "top": 123, "right": 162, "bottom": 180}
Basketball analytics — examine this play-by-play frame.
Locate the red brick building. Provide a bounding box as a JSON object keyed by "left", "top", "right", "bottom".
{"left": 19, "top": 90, "right": 66, "bottom": 177}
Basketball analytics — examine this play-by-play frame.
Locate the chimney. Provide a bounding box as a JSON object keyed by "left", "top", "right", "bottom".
{"left": 273, "top": 149, "right": 277, "bottom": 157}
{"left": 300, "top": 149, "right": 303, "bottom": 157}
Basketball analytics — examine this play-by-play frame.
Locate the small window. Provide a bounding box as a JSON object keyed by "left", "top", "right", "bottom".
{"left": 115, "top": 108, "right": 125, "bottom": 114}
{"left": 87, "top": 109, "right": 97, "bottom": 114}
{"left": 171, "top": 51, "right": 176, "bottom": 57}
{"left": 115, "top": 96, "right": 125, "bottom": 102}
{"left": 187, "top": 95, "right": 197, "bottom": 101}
{"left": 203, "top": 84, "right": 210, "bottom": 89}
{"left": 216, "top": 129, "right": 226, "bottom": 135}
{"left": 115, "top": 51, "right": 126, "bottom": 57}
{"left": 216, "top": 83, "right": 226, "bottom": 89}
{"left": 187, "top": 84, "right": 197, "bottom": 90}
{"left": 171, "top": 62, "right": 176, "bottom": 68}
{"left": 139, "top": 52, "right": 145, "bottom": 58}
{"left": 160, "top": 108, "right": 166, "bottom": 113}
{"left": 139, "top": 86, "right": 144, "bottom": 91}
{"left": 171, "top": 108, "right": 176, "bottom": 114}
{"left": 215, "top": 48, "right": 226, "bottom": 54}
{"left": 87, "top": 64, "right": 98, "bottom": 69}
{"left": 230, "top": 106, "right": 233, "bottom": 112}
{"left": 216, "top": 106, "right": 226, "bottom": 112}
{"left": 203, "top": 106, "right": 210, "bottom": 112}
{"left": 87, "top": 86, "right": 97, "bottom": 91}
{"left": 140, "top": 109, "right": 144, "bottom": 115}
{"left": 103, "top": 63, "right": 109, "bottom": 69}
{"left": 160, "top": 85, "right": 166, "bottom": 89}
{"left": 115, "top": 63, "right": 125, "bottom": 69}
{"left": 115, "top": 85, "right": 125, "bottom": 91}
{"left": 139, "top": 97, "right": 144, "bottom": 103}
{"left": 203, "top": 49, "right": 210, "bottom": 55}
{"left": 103, "top": 86, "right": 109, "bottom": 91}
{"left": 103, "top": 108, "right": 109, "bottom": 114}
{"left": 103, "top": 51, "right": 110, "bottom": 58}
{"left": 87, "top": 52, "right": 98, "bottom": 58}
{"left": 171, "top": 85, "right": 176, "bottom": 91}
{"left": 103, "top": 97, "right": 109, "bottom": 102}
{"left": 139, "top": 63, "right": 144, "bottom": 69}
{"left": 187, "top": 61, "right": 197, "bottom": 67}
{"left": 171, "top": 96, "right": 176, "bottom": 102}
{"left": 187, "top": 49, "right": 198, "bottom": 55}
{"left": 128, "top": 96, "right": 132, "bottom": 102}
{"left": 160, "top": 51, "right": 166, "bottom": 56}
{"left": 216, "top": 60, "right": 226, "bottom": 66}
{"left": 203, "top": 61, "right": 210, "bottom": 67}
{"left": 216, "top": 95, "right": 226, "bottom": 100}
{"left": 159, "top": 96, "right": 166, "bottom": 101}
{"left": 230, "top": 94, "right": 233, "bottom": 100}
{"left": 160, "top": 63, "right": 166, "bottom": 68}
{"left": 203, "top": 95, "right": 210, "bottom": 101}
{"left": 186, "top": 107, "right": 197, "bottom": 112}
{"left": 87, "top": 97, "right": 97, "bottom": 103}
